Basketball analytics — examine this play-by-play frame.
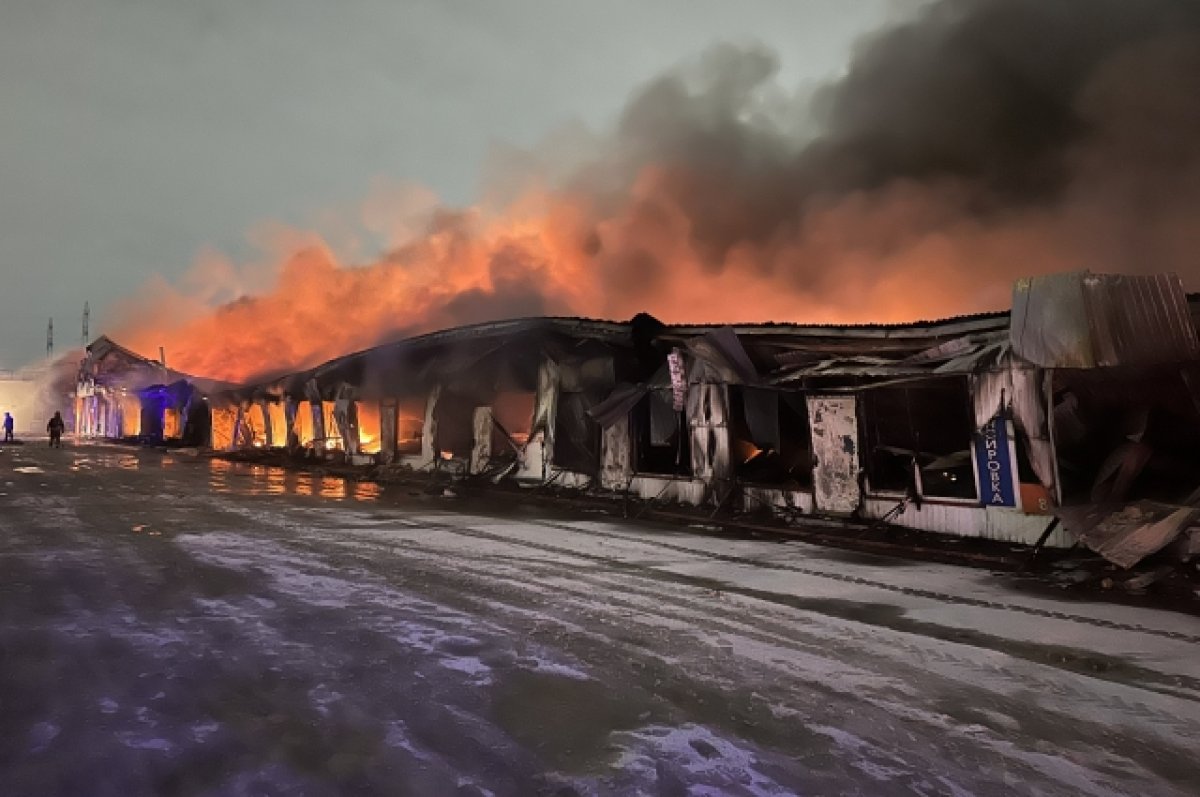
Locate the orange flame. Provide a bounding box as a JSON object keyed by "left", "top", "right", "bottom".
{"left": 735, "top": 439, "right": 763, "bottom": 464}
{"left": 356, "top": 402, "right": 381, "bottom": 454}
{"left": 107, "top": 175, "right": 1029, "bottom": 385}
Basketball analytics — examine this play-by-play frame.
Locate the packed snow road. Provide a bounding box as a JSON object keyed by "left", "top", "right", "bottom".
{"left": 1, "top": 443, "right": 1198, "bottom": 796}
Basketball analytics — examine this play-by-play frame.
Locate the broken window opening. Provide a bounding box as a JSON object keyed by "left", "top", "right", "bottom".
{"left": 242, "top": 404, "right": 268, "bottom": 448}
{"left": 295, "top": 400, "right": 316, "bottom": 447}
{"left": 861, "top": 378, "right": 977, "bottom": 500}
{"left": 553, "top": 390, "right": 602, "bottom": 474}
{"left": 489, "top": 391, "right": 537, "bottom": 462}
{"left": 1052, "top": 368, "right": 1200, "bottom": 505}
{"left": 356, "top": 401, "right": 382, "bottom": 454}
{"left": 118, "top": 394, "right": 141, "bottom": 437}
{"left": 632, "top": 390, "right": 692, "bottom": 477}
{"left": 433, "top": 391, "right": 476, "bottom": 461}
{"left": 396, "top": 396, "right": 426, "bottom": 456}
{"left": 266, "top": 403, "right": 288, "bottom": 448}
{"left": 321, "top": 402, "right": 344, "bottom": 451}
{"left": 211, "top": 406, "right": 237, "bottom": 450}
{"left": 140, "top": 400, "right": 165, "bottom": 442}
{"left": 182, "top": 400, "right": 211, "bottom": 447}
{"left": 727, "top": 386, "right": 814, "bottom": 487}
{"left": 162, "top": 407, "right": 182, "bottom": 440}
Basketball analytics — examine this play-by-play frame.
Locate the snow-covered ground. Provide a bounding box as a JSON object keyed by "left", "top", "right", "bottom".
{"left": 1, "top": 444, "right": 1198, "bottom": 795}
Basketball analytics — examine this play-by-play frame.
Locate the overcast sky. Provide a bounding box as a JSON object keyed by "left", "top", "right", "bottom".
{"left": 0, "top": 0, "right": 898, "bottom": 368}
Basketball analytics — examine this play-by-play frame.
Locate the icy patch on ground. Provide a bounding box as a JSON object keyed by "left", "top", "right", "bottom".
{"left": 116, "top": 732, "right": 173, "bottom": 752}
{"left": 27, "top": 722, "right": 60, "bottom": 753}
{"left": 522, "top": 659, "right": 590, "bottom": 680}
{"left": 439, "top": 655, "right": 491, "bottom": 681}
{"left": 308, "top": 683, "right": 342, "bottom": 717}
{"left": 610, "top": 724, "right": 792, "bottom": 796}
{"left": 175, "top": 502, "right": 1200, "bottom": 795}
{"left": 175, "top": 531, "right": 585, "bottom": 688}
{"left": 202, "top": 763, "right": 328, "bottom": 797}
{"left": 810, "top": 724, "right": 925, "bottom": 784}
{"left": 383, "top": 720, "right": 431, "bottom": 762}
{"left": 190, "top": 720, "right": 221, "bottom": 744}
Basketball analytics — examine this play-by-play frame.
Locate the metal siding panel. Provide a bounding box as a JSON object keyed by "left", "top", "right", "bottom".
{"left": 630, "top": 476, "right": 708, "bottom": 506}
{"left": 742, "top": 486, "right": 815, "bottom": 514}
{"left": 862, "top": 498, "right": 1072, "bottom": 546}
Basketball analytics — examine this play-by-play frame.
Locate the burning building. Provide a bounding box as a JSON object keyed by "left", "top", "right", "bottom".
{"left": 75, "top": 336, "right": 232, "bottom": 446}
{"left": 76, "top": 270, "right": 1195, "bottom": 563}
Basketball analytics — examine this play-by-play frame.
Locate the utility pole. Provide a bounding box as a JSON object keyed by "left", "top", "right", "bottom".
{"left": 82, "top": 302, "right": 90, "bottom": 347}
{"left": 47, "top": 318, "right": 54, "bottom": 360}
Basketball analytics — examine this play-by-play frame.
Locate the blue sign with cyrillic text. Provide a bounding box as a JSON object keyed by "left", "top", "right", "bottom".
{"left": 974, "top": 418, "right": 1017, "bottom": 507}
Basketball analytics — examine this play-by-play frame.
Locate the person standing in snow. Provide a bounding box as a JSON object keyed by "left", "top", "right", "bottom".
{"left": 3, "top": 412, "right": 13, "bottom": 442}
{"left": 46, "top": 411, "right": 64, "bottom": 448}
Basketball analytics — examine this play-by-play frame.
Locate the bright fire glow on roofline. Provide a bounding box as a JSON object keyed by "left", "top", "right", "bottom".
{"left": 104, "top": 182, "right": 1053, "bottom": 385}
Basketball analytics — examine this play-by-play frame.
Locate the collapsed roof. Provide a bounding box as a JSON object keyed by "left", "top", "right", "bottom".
{"left": 79, "top": 335, "right": 237, "bottom": 395}
{"left": 78, "top": 271, "right": 1200, "bottom": 569}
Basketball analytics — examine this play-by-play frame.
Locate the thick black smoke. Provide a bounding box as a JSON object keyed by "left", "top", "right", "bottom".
{"left": 811, "top": 0, "right": 1200, "bottom": 200}
{"left": 571, "top": 0, "right": 1200, "bottom": 305}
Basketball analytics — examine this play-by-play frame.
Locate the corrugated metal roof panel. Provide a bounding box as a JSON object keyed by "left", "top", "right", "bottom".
{"left": 1084, "top": 273, "right": 1200, "bottom": 367}
{"left": 1011, "top": 272, "right": 1200, "bottom": 368}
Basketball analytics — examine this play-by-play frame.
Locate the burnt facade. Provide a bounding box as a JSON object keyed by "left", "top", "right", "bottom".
{"left": 79, "top": 272, "right": 1200, "bottom": 561}
{"left": 75, "top": 336, "right": 225, "bottom": 447}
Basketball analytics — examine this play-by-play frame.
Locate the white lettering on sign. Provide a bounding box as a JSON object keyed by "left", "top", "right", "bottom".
{"left": 983, "top": 422, "right": 1005, "bottom": 505}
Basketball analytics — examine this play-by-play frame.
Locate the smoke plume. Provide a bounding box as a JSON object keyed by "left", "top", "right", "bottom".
{"left": 112, "top": 0, "right": 1200, "bottom": 383}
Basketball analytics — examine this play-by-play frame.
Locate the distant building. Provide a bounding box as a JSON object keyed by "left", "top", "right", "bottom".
{"left": 74, "top": 336, "right": 228, "bottom": 446}
{"left": 0, "top": 363, "right": 62, "bottom": 435}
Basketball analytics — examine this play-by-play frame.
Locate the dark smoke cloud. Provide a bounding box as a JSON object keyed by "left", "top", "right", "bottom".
{"left": 570, "top": 0, "right": 1200, "bottom": 302}
{"left": 435, "top": 245, "right": 552, "bottom": 328}
{"left": 810, "top": 0, "right": 1200, "bottom": 199}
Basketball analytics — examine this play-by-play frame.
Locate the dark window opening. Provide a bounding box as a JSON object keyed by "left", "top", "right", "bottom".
{"left": 1052, "top": 369, "right": 1200, "bottom": 504}
{"left": 862, "top": 379, "right": 976, "bottom": 500}
{"left": 632, "top": 390, "right": 691, "bottom": 476}
{"left": 727, "top": 387, "right": 813, "bottom": 487}
{"left": 182, "top": 401, "right": 211, "bottom": 447}
{"left": 397, "top": 396, "right": 426, "bottom": 456}
{"left": 554, "top": 391, "right": 602, "bottom": 474}
{"left": 140, "top": 401, "right": 164, "bottom": 441}
{"left": 434, "top": 391, "right": 476, "bottom": 460}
